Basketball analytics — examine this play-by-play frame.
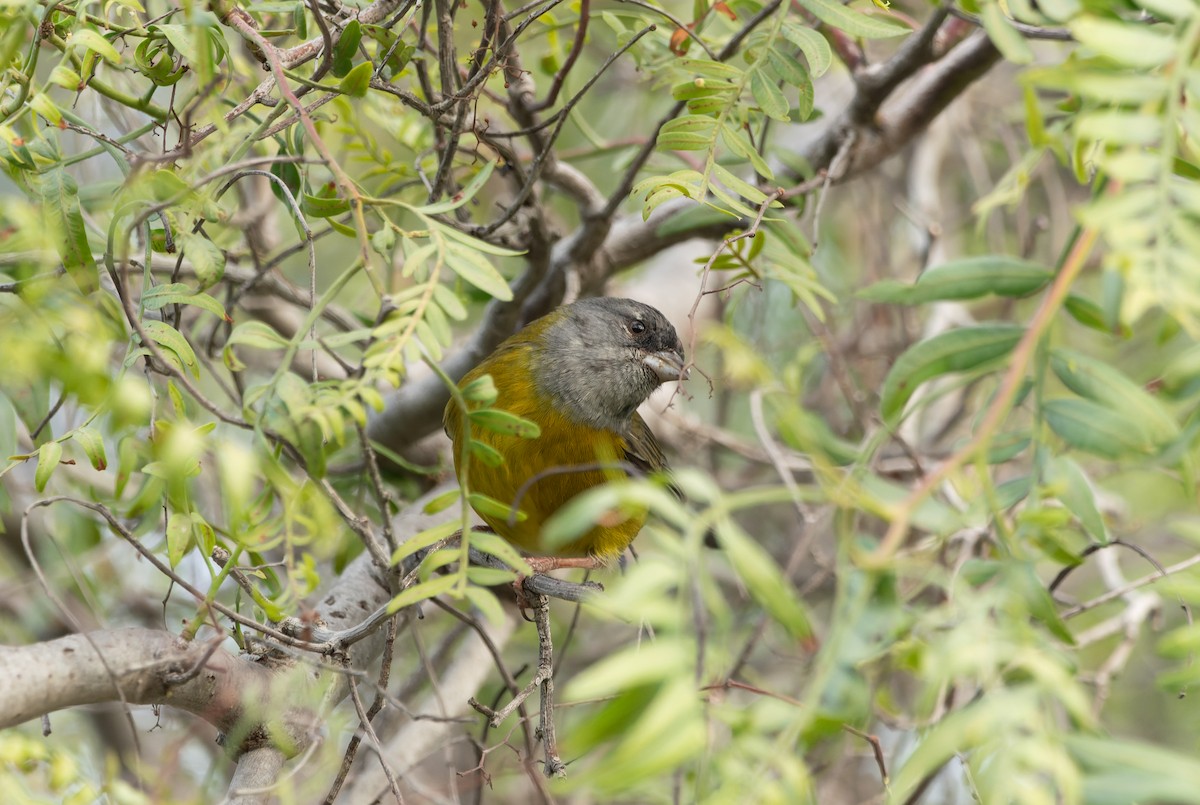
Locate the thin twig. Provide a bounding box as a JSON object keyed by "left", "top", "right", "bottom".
{"left": 347, "top": 678, "right": 405, "bottom": 804}
{"left": 467, "top": 594, "right": 565, "bottom": 776}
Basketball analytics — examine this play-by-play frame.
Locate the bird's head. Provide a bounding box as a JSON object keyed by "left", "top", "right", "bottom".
{"left": 533, "top": 297, "right": 687, "bottom": 432}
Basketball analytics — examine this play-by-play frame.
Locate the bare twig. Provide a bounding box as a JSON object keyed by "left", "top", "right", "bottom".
{"left": 468, "top": 594, "right": 565, "bottom": 776}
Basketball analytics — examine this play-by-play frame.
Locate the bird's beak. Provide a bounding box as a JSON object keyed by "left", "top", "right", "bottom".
{"left": 643, "top": 349, "right": 689, "bottom": 384}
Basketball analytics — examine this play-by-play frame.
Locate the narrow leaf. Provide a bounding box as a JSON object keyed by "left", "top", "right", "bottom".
{"left": 391, "top": 519, "right": 460, "bottom": 565}
{"left": 338, "top": 61, "right": 372, "bottom": 97}
{"left": 979, "top": 3, "right": 1035, "bottom": 64}
{"left": 166, "top": 511, "right": 192, "bottom": 568}
{"left": 69, "top": 29, "right": 122, "bottom": 63}
{"left": 858, "top": 256, "right": 1053, "bottom": 303}
{"left": 782, "top": 22, "right": 833, "bottom": 76}
{"left": 749, "top": 69, "right": 791, "bottom": 121}
{"left": 445, "top": 249, "right": 512, "bottom": 300}
{"left": 1050, "top": 349, "right": 1178, "bottom": 443}
{"left": 467, "top": 409, "right": 541, "bottom": 438}
{"left": 142, "top": 320, "right": 200, "bottom": 377}
{"left": 387, "top": 573, "right": 459, "bottom": 613}
{"left": 880, "top": 325, "right": 1024, "bottom": 423}
{"left": 28, "top": 168, "right": 98, "bottom": 293}
{"left": 1044, "top": 398, "right": 1160, "bottom": 458}
{"left": 75, "top": 427, "right": 108, "bottom": 471}
{"left": 419, "top": 159, "right": 497, "bottom": 215}
{"left": 796, "top": 0, "right": 909, "bottom": 38}
{"left": 35, "top": 440, "right": 63, "bottom": 493}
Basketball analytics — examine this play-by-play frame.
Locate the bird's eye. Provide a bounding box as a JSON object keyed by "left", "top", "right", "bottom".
{"left": 630, "top": 319, "right": 646, "bottom": 334}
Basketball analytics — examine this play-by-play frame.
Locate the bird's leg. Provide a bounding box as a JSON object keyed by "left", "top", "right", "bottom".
{"left": 524, "top": 555, "right": 605, "bottom": 574}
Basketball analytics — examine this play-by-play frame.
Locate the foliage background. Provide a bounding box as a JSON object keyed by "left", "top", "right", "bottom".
{"left": 2, "top": 0, "right": 1200, "bottom": 802}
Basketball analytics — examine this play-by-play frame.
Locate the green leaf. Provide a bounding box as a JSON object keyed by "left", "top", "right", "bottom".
{"left": 467, "top": 528, "right": 532, "bottom": 573}
{"left": 542, "top": 482, "right": 687, "bottom": 550}
{"left": 387, "top": 573, "right": 458, "bottom": 613}
{"left": 432, "top": 283, "right": 468, "bottom": 320}
{"left": 420, "top": 159, "right": 497, "bottom": 215}
{"left": 1068, "top": 15, "right": 1176, "bottom": 68}
{"left": 880, "top": 325, "right": 1025, "bottom": 424}
{"left": 859, "top": 256, "right": 1052, "bottom": 303}
{"left": 422, "top": 489, "right": 461, "bottom": 515}
{"left": 685, "top": 96, "right": 727, "bottom": 116}
{"left": 1044, "top": 456, "right": 1107, "bottom": 542}
{"left": 460, "top": 374, "right": 498, "bottom": 404}
{"left": 141, "top": 283, "right": 229, "bottom": 320}
{"left": 338, "top": 61, "right": 372, "bottom": 97}
{"left": 1070, "top": 735, "right": 1200, "bottom": 805}
{"left": 1044, "top": 398, "right": 1160, "bottom": 459}
{"left": 468, "top": 440, "right": 504, "bottom": 467}
{"left": 796, "top": 0, "right": 909, "bottom": 38}
{"left": 391, "top": 518, "right": 459, "bottom": 565}
{"left": 711, "top": 164, "right": 769, "bottom": 207}
{"left": 659, "top": 114, "right": 717, "bottom": 133}
{"left": 166, "top": 511, "right": 192, "bottom": 568}
{"left": 720, "top": 122, "right": 774, "bottom": 180}
{"left": 142, "top": 320, "right": 200, "bottom": 378}
{"left": 191, "top": 512, "right": 215, "bottom": 555}
{"left": 226, "top": 320, "right": 290, "bottom": 350}
{"left": 782, "top": 22, "right": 832, "bottom": 76}
{"left": 714, "top": 518, "right": 811, "bottom": 638}
{"left": 463, "top": 586, "right": 507, "bottom": 625}
{"left": 48, "top": 65, "right": 83, "bottom": 90}
{"left": 764, "top": 48, "right": 807, "bottom": 87}
{"left": 270, "top": 159, "right": 301, "bottom": 206}
{"left": 707, "top": 181, "right": 761, "bottom": 218}
{"left": 301, "top": 190, "right": 350, "bottom": 217}
{"left": 979, "top": 3, "right": 1035, "bottom": 64}
{"left": 155, "top": 24, "right": 216, "bottom": 71}
{"left": 69, "top": 28, "right": 122, "bottom": 64}
{"left": 28, "top": 168, "right": 98, "bottom": 293}
{"left": 1049, "top": 349, "right": 1178, "bottom": 443}
{"left": 75, "top": 427, "right": 108, "bottom": 471}
{"left": 1063, "top": 293, "right": 1127, "bottom": 336}
{"left": 678, "top": 58, "right": 744, "bottom": 79}
{"left": 671, "top": 79, "right": 737, "bottom": 100}
{"left": 656, "top": 131, "right": 714, "bottom": 151}
{"left": 294, "top": 1, "right": 308, "bottom": 38}
{"left": 35, "top": 440, "right": 63, "bottom": 493}
{"left": 1076, "top": 111, "right": 1162, "bottom": 146}
{"left": 467, "top": 409, "right": 541, "bottom": 438}
{"left": 436, "top": 223, "right": 525, "bottom": 257}
{"left": 29, "top": 93, "right": 62, "bottom": 126}
{"left": 467, "top": 492, "right": 527, "bottom": 523}
{"left": 444, "top": 249, "right": 512, "bottom": 300}
{"left": 331, "top": 19, "right": 362, "bottom": 77}
{"left": 567, "top": 639, "right": 692, "bottom": 699}
{"left": 749, "top": 69, "right": 791, "bottom": 121}
{"left": 601, "top": 678, "right": 706, "bottom": 785}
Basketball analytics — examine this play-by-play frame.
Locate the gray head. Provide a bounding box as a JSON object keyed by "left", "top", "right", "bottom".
{"left": 533, "top": 297, "right": 687, "bottom": 432}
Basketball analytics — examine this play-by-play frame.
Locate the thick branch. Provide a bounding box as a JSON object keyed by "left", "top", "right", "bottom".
{"left": 804, "top": 28, "right": 1001, "bottom": 181}
{"left": 0, "top": 628, "right": 268, "bottom": 733}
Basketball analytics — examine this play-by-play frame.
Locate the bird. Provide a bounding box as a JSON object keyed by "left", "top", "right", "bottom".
{"left": 443, "top": 297, "right": 687, "bottom": 574}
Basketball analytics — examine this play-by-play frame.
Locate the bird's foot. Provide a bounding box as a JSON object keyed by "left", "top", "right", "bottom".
{"left": 513, "top": 556, "right": 606, "bottom": 618}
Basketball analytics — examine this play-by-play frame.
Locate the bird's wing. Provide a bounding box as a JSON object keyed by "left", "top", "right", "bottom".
{"left": 624, "top": 412, "right": 668, "bottom": 475}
